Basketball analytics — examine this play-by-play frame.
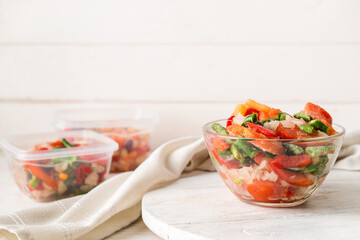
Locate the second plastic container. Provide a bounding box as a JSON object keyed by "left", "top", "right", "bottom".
{"left": 56, "top": 107, "right": 158, "bottom": 172}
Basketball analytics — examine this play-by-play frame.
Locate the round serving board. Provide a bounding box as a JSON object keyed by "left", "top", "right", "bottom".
{"left": 142, "top": 170, "right": 360, "bottom": 240}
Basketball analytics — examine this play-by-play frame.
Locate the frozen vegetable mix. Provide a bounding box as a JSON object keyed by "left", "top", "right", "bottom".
{"left": 0, "top": 131, "right": 118, "bottom": 202}
{"left": 203, "top": 99, "right": 345, "bottom": 206}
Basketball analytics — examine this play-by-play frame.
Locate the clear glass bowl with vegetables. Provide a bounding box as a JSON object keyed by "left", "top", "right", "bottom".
{"left": 203, "top": 99, "right": 345, "bottom": 207}
{"left": 0, "top": 130, "right": 118, "bottom": 202}
{"left": 55, "top": 108, "right": 158, "bottom": 173}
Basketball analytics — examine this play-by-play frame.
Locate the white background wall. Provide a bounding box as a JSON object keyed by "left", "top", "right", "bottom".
{"left": 0, "top": 0, "right": 359, "bottom": 147}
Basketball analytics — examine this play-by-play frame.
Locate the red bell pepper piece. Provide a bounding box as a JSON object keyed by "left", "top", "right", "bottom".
{"left": 23, "top": 165, "right": 58, "bottom": 190}
{"left": 246, "top": 122, "right": 278, "bottom": 138}
{"left": 211, "top": 149, "right": 226, "bottom": 166}
{"left": 272, "top": 154, "right": 312, "bottom": 169}
{"left": 226, "top": 115, "right": 235, "bottom": 127}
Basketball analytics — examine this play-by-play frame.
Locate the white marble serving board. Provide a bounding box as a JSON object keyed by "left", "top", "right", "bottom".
{"left": 142, "top": 170, "right": 360, "bottom": 240}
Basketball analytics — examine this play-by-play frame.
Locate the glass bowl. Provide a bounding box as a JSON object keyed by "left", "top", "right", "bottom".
{"left": 203, "top": 120, "right": 345, "bottom": 207}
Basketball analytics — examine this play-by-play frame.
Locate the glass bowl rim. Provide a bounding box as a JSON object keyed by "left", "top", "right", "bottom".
{"left": 202, "top": 119, "right": 346, "bottom": 142}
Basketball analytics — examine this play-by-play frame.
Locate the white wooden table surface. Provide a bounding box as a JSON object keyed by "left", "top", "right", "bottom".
{"left": 142, "top": 170, "right": 360, "bottom": 240}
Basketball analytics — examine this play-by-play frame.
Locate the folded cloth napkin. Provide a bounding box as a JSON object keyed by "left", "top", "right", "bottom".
{"left": 0, "top": 129, "right": 359, "bottom": 240}
{"left": 334, "top": 129, "right": 360, "bottom": 170}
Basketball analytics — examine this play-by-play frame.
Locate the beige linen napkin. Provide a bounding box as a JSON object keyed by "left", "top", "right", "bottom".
{"left": 0, "top": 131, "right": 358, "bottom": 240}
{"left": 334, "top": 129, "right": 360, "bottom": 170}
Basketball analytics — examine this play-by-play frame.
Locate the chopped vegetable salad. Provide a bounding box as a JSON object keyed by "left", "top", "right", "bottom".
{"left": 206, "top": 99, "right": 342, "bottom": 205}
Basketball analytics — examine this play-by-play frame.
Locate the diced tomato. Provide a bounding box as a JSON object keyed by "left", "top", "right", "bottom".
{"left": 246, "top": 180, "right": 275, "bottom": 202}
{"left": 254, "top": 152, "right": 266, "bottom": 164}
{"left": 270, "top": 163, "right": 314, "bottom": 187}
{"left": 225, "top": 159, "right": 241, "bottom": 169}
{"left": 211, "top": 149, "right": 226, "bottom": 165}
{"left": 226, "top": 115, "right": 235, "bottom": 127}
{"left": 211, "top": 137, "right": 230, "bottom": 151}
{"left": 246, "top": 123, "right": 278, "bottom": 138}
{"left": 303, "top": 102, "right": 333, "bottom": 126}
{"left": 271, "top": 154, "right": 312, "bottom": 169}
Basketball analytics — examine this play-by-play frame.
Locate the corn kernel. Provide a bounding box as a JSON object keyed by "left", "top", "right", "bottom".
{"left": 59, "top": 172, "right": 68, "bottom": 180}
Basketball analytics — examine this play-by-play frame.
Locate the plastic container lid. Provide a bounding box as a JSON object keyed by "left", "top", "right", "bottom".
{"left": 0, "top": 130, "right": 119, "bottom": 161}
{"left": 55, "top": 107, "right": 158, "bottom": 131}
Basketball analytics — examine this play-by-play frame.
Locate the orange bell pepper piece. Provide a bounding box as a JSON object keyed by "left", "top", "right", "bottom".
{"left": 245, "top": 99, "right": 271, "bottom": 113}
{"left": 232, "top": 104, "right": 247, "bottom": 116}
{"left": 226, "top": 124, "right": 249, "bottom": 136}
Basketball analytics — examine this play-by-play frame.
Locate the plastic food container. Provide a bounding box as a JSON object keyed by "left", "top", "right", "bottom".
{"left": 0, "top": 130, "right": 118, "bottom": 202}
{"left": 203, "top": 120, "right": 345, "bottom": 207}
{"left": 55, "top": 107, "right": 157, "bottom": 173}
